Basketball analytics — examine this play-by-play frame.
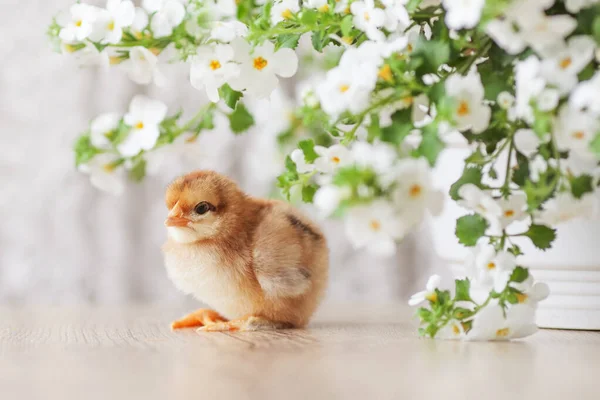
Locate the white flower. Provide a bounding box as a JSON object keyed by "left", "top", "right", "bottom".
{"left": 408, "top": 275, "right": 441, "bottom": 306}
{"left": 334, "top": 0, "right": 350, "bottom": 13}
{"left": 351, "top": 141, "right": 397, "bottom": 175}
{"left": 570, "top": 71, "right": 600, "bottom": 116}
{"left": 151, "top": 0, "right": 185, "bottom": 38}
{"left": 497, "top": 91, "right": 515, "bottom": 110}
{"left": 458, "top": 184, "right": 502, "bottom": 226}
{"left": 123, "top": 46, "right": 165, "bottom": 86}
{"left": 540, "top": 36, "right": 596, "bottom": 95}
{"left": 90, "top": 0, "right": 135, "bottom": 44}
{"left": 554, "top": 106, "right": 599, "bottom": 161}
{"left": 117, "top": 96, "right": 168, "bottom": 157}
{"left": 485, "top": 19, "right": 526, "bottom": 55}
{"left": 207, "top": 0, "right": 237, "bottom": 20}
{"left": 350, "top": 0, "right": 386, "bottom": 42}
{"left": 466, "top": 244, "right": 517, "bottom": 292}
{"left": 529, "top": 155, "right": 547, "bottom": 182}
{"left": 142, "top": 0, "right": 164, "bottom": 13}
{"left": 131, "top": 7, "right": 149, "bottom": 37}
{"left": 510, "top": 276, "right": 550, "bottom": 306}
{"left": 565, "top": 0, "right": 600, "bottom": 12}
{"left": 445, "top": 69, "right": 491, "bottom": 134}
{"left": 443, "top": 0, "right": 485, "bottom": 30}
{"left": 317, "top": 62, "right": 378, "bottom": 117}
{"left": 497, "top": 192, "right": 528, "bottom": 229}
{"left": 381, "top": 0, "right": 410, "bottom": 33}
{"left": 271, "top": 0, "right": 301, "bottom": 25}
{"left": 516, "top": 12, "right": 577, "bottom": 56}
{"left": 79, "top": 153, "right": 125, "bottom": 195}
{"left": 190, "top": 44, "right": 240, "bottom": 103}
{"left": 437, "top": 319, "right": 467, "bottom": 340}
{"left": 90, "top": 113, "right": 120, "bottom": 149}
{"left": 536, "top": 192, "right": 596, "bottom": 225}
{"left": 59, "top": 3, "right": 99, "bottom": 42}
{"left": 467, "top": 304, "right": 538, "bottom": 341}
{"left": 229, "top": 39, "right": 298, "bottom": 98}
{"left": 61, "top": 42, "right": 110, "bottom": 67}
{"left": 304, "top": 0, "right": 329, "bottom": 11}
{"left": 512, "top": 56, "right": 545, "bottom": 124}
{"left": 514, "top": 129, "right": 541, "bottom": 157}
{"left": 313, "top": 185, "right": 349, "bottom": 217}
{"left": 392, "top": 158, "right": 444, "bottom": 224}
{"left": 345, "top": 200, "right": 407, "bottom": 256}
{"left": 290, "top": 149, "right": 315, "bottom": 174}
{"left": 210, "top": 21, "right": 248, "bottom": 43}
{"left": 313, "top": 144, "right": 352, "bottom": 174}
{"left": 536, "top": 88, "right": 560, "bottom": 112}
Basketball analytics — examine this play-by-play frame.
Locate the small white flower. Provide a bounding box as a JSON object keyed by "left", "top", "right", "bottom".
{"left": 458, "top": 184, "right": 502, "bottom": 226}
{"left": 90, "top": 113, "right": 121, "bottom": 149}
{"left": 304, "top": 0, "right": 329, "bottom": 11}
{"left": 443, "top": 0, "right": 485, "bottom": 30}
{"left": 467, "top": 303, "right": 538, "bottom": 341}
{"left": 313, "top": 144, "right": 352, "bottom": 174}
{"left": 131, "top": 7, "right": 149, "bottom": 37}
{"left": 565, "top": 0, "right": 600, "bottom": 13}
{"left": 536, "top": 88, "right": 560, "bottom": 112}
{"left": 466, "top": 244, "right": 517, "bottom": 292}
{"left": 317, "top": 64, "right": 377, "bottom": 117}
{"left": 290, "top": 149, "right": 315, "bottom": 174}
{"left": 117, "top": 95, "right": 168, "bottom": 157}
{"left": 207, "top": 0, "right": 237, "bottom": 20}
{"left": 351, "top": 141, "right": 397, "bottom": 175}
{"left": 210, "top": 20, "right": 248, "bottom": 43}
{"left": 272, "top": 0, "right": 301, "bottom": 25}
{"left": 313, "top": 185, "right": 349, "bottom": 217}
{"left": 345, "top": 200, "right": 407, "bottom": 256}
{"left": 536, "top": 191, "right": 596, "bottom": 225}
{"left": 554, "top": 106, "right": 599, "bottom": 161}
{"left": 408, "top": 274, "right": 441, "bottom": 306}
{"left": 445, "top": 69, "right": 491, "bottom": 133}
{"left": 540, "top": 36, "right": 596, "bottom": 95}
{"left": 437, "top": 319, "right": 467, "bottom": 340}
{"left": 190, "top": 44, "right": 240, "bottom": 103}
{"left": 142, "top": 0, "right": 164, "bottom": 13}
{"left": 497, "top": 91, "right": 515, "bottom": 110}
{"left": 529, "top": 154, "right": 547, "bottom": 182}
{"left": 79, "top": 153, "right": 125, "bottom": 195}
{"left": 151, "top": 0, "right": 185, "bottom": 38}
{"left": 485, "top": 18, "right": 526, "bottom": 55}
{"left": 90, "top": 0, "right": 135, "bottom": 44}
{"left": 513, "top": 56, "right": 545, "bottom": 124}
{"left": 61, "top": 42, "right": 110, "bottom": 67}
{"left": 229, "top": 39, "right": 298, "bottom": 98}
{"left": 59, "top": 3, "right": 99, "bottom": 43}
{"left": 123, "top": 46, "right": 165, "bottom": 86}
{"left": 510, "top": 276, "right": 550, "bottom": 306}
{"left": 517, "top": 12, "right": 577, "bottom": 56}
{"left": 334, "top": 0, "right": 350, "bottom": 13}
{"left": 381, "top": 0, "right": 410, "bottom": 33}
{"left": 351, "top": 0, "right": 386, "bottom": 42}
{"left": 497, "top": 192, "right": 528, "bottom": 229}
{"left": 570, "top": 71, "right": 600, "bottom": 116}
{"left": 514, "top": 128, "right": 541, "bottom": 157}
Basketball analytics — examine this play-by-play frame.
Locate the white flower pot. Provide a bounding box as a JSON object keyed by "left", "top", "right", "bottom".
{"left": 430, "top": 146, "right": 600, "bottom": 330}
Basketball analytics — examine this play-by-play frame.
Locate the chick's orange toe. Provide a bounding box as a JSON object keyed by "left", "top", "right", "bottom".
{"left": 171, "top": 308, "right": 227, "bottom": 330}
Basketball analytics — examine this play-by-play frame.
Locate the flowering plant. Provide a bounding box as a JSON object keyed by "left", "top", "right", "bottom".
{"left": 48, "top": 0, "right": 600, "bottom": 340}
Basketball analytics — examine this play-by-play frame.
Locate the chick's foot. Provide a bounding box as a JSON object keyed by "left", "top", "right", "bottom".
{"left": 171, "top": 309, "right": 228, "bottom": 330}
{"left": 197, "top": 316, "right": 294, "bottom": 332}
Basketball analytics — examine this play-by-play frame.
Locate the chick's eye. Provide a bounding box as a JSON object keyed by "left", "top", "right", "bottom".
{"left": 194, "top": 201, "right": 213, "bottom": 215}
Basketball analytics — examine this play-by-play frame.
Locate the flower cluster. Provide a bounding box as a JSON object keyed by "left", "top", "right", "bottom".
{"left": 50, "top": 0, "right": 600, "bottom": 340}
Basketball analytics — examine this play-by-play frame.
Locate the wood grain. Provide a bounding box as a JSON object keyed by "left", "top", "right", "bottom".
{"left": 0, "top": 304, "right": 598, "bottom": 400}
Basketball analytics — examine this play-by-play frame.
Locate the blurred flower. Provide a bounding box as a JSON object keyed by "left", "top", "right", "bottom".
{"left": 445, "top": 69, "right": 490, "bottom": 133}
{"left": 554, "top": 106, "right": 599, "bottom": 161}
{"left": 90, "top": 113, "right": 120, "bottom": 149}
{"left": 118, "top": 96, "right": 168, "bottom": 157}
{"left": 131, "top": 7, "right": 149, "bottom": 37}
{"left": 90, "top": 0, "right": 135, "bottom": 44}
{"left": 443, "top": 0, "right": 485, "bottom": 30}
{"left": 351, "top": 141, "right": 397, "bottom": 175}
{"left": 59, "top": 3, "right": 99, "bottom": 42}
{"left": 467, "top": 304, "right": 537, "bottom": 341}
{"left": 496, "top": 193, "right": 528, "bottom": 229}
{"left": 437, "top": 320, "right": 467, "bottom": 340}
{"left": 565, "top": 0, "right": 600, "bottom": 12}
{"left": 151, "top": 0, "right": 185, "bottom": 38}
{"left": 510, "top": 276, "right": 550, "bottom": 306}
{"left": 314, "top": 144, "right": 352, "bottom": 174}
{"left": 304, "top": 0, "right": 329, "bottom": 11}
{"left": 408, "top": 274, "right": 441, "bottom": 306}
{"left": 536, "top": 191, "right": 596, "bottom": 225}
{"left": 351, "top": 0, "right": 386, "bottom": 41}
{"left": 570, "top": 71, "right": 600, "bottom": 116}
{"left": 313, "top": 185, "right": 349, "bottom": 217}
{"left": 458, "top": 184, "right": 502, "bottom": 226}
{"left": 190, "top": 44, "right": 240, "bottom": 102}
{"left": 512, "top": 56, "right": 545, "bottom": 124}
{"left": 79, "top": 153, "right": 125, "bottom": 195}
{"left": 271, "top": 0, "right": 300, "bottom": 25}
{"left": 497, "top": 91, "right": 515, "bottom": 109}
{"left": 540, "top": 36, "right": 596, "bottom": 95}
{"left": 381, "top": 0, "right": 410, "bottom": 33}
{"left": 123, "top": 46, "right": 165, "bottom": 85}
{"left": 210, "top": 20, "right": 249, "bottom": 43}
{"left": 290, "top": 149, "right": 315, "bottom": 173}
{"left": 529, "top": 155, "right": 548, "bottom": 182}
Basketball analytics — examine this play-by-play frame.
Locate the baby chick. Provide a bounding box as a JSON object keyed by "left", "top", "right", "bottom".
{"left": 162, "top": 170, "right": 329, "bottom": 332}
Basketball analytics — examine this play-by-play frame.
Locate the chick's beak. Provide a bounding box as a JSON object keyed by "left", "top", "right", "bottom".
{"left": 165, "top": 216, "right": 191, "bottom": 227}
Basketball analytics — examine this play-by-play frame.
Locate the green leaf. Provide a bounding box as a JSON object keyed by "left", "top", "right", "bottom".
{"left": 506, "top": 292, "right": 519, "bottom": 304}
{"left": 405, "top": 0, "right": 423, "bottom": 12}
{"left": 219, "top": 84, "right": 243, "bottom": 110}
{"left": 412, "top": 39, "right": 450, "bottom": 75}
{"left": 341, "top": 15, "right": 353, "bottom": 37}
{"left": 449, "top": 167, "right": 483, "bottom": 201}
{"left": 367, "top": 114, "right": 381, "bottom": 142}
{"left": 381, "top": 108, "right": 412, "bottom": 144}
{"left": 416, "top": 125, "right": 444, "bottom": 166}
{"left": 593, "top": 16, "right": 600, "bottom": 45}
{"left": 455, "top": 214, "right": 488, "bottom": 246}
{"left": 524, "top": 224, "right": 557, "bottom": 251}
{"left": 228, "top": 102, "right": 254, "bottom": 133}
{"left": 302, "top": 184, "right": 318, "bottom": 203}
{"left": 74, "top": 135, "right": 99, "bottom": 167}
{"left": 590, "top": 133, "right": 600, "bottom": 158}
{"left": 570, "top": 174, "right": 593, "bottom": 199}
{"left": 298, "top": 139, "right": 319, "bottom": 162}
{"left": 196, "top": 110, "right": 215, "bottom": 131}
{"left": 311, "top": 30, "right": 327, "bottom": 52}
{"left": 509, "top": 266, "right": 529, "bottom": 283}
{"left": 285, "top": 154, "right": 297, "bottom": 173}
{"left": 128, "top": 158, "right": 146, "bottom": 182}
{"left": 301, "top": 9, "right": 318, "bottom": 25}
{"left": 524, "top": 170, "right": 558, "bottom": 211}
{"left": 512, "top": 151, "right": 530, "bottom": 187}
{"left": 276, "top": 34, "right": 301, "bottom": 50}
{"left": 453, "top": 307, "right": 473, "bottom": 320}
{"left": 454, "top": 279, "right": 472, "bottom": 302}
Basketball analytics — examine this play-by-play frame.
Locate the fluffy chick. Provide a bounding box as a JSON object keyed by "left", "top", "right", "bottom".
{"left": 162, "top": 170, "right": 329, "bottom": 331}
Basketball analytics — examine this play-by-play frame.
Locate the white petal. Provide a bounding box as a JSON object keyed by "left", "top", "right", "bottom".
{"left": 272, "top": 48, "right": 298, "bottom": 78}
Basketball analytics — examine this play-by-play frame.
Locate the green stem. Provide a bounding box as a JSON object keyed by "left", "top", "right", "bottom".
{"left": 458, "top": 38, "right": 492, "bottom": 75}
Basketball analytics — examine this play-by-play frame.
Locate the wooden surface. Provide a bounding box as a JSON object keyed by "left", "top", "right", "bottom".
{"left": 1, "top": 305, "right": 598, "bottom": 400}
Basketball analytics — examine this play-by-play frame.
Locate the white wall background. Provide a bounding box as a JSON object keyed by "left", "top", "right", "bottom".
{"left": 0, "top": 0, "right": 446, "bottom": 305}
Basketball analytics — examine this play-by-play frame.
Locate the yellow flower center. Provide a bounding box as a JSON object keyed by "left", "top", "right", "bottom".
{"left": 344, "top": 6, "right": 350, "bottom": 13}
{"left": 457, "top": 100, "right": 470, "bottom": 116}
{"left": 318, "top": 4, "right": 329, "bottom": 12}
{"left": 369, "top": 220, "right": 381, "bottom": 231}
{"left": 407, "top": 43, "right": 413, "bottom": 52}
{"left": 209, "top": 60, "right": 221, "bottom": 70}
{"left": 487, "top": 262, "right": 496, "bottom": 270}
{"left": 103, "top": 163, "right": 116, "bottom": 173}
{"left": 496, "top": 328, "right": 510, "bottom": 337}
{"left": 64, "top": 44, "right": 78, "bottom": 53}
{"left": 426, "top": 292, "right": 438, "bottom": 302}
{"left": 281, "top": 9, "right": 292, "bottom": 19}
{"left": 253, "top": 56, "right": 268, "bottom": 70}
{"left": 572, "top": 131, "right": 585, "bottom": 140}
{"left": 107, "top": 21, "right": 115, "bottom": 31}
{"left": 504, "top": 209, "right": 515, "bottom": 217}
{"left": 342, "top": 36, "right": 353, "bottom": 44}
{"left": 364, "top": 12, "right": 370, "bottom": 21}
{"left": 339, "top": 84, "right": 350, "bottom": 93}
{"left": 378, "top": 64, "right": 393, "bottom": 83}
{"left": 75, "top": 20, "right": 83, "bottom": 27}
{"left": 516, "top": 293, "right": 528, "bottom": 303}
{"left": 452, "top": 324, "right": 461, "bottom": 335}
{"left": 409, "top": 184, "right": 422, "bottom": 198}
{"left": 331, "top": 156, "right": 341, "bottom": 164}
{"left": 559, "top": 57, "right": 572, "bottom": 70}
{"left": 135, "top": 122, "right": 144, "bottom": 130}
{"left": 109, "top": 56, "right": 122, "bottom": 65}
